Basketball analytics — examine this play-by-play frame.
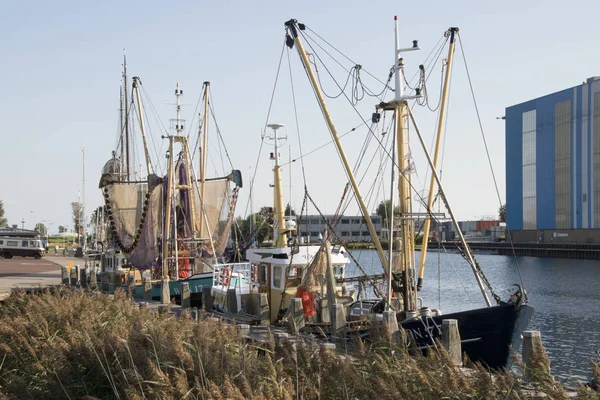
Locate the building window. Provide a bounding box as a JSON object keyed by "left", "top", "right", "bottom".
{"left": 341, "top": 231, "right": 349, "bottom": 236}
{"left": 310, "top": 232, "right": 319, "bottom": 236}
{"left": 362, "top": 231, "right": 369, "bottom": 236}
{"left": 352, "top": 218, "right": 360, "bottom": 224}
{"left": 341, "top": 219, "right": 349, "bottom": 224}
{"left": 351, "top": 231, "right": 359, "bottom": 236}
{"left": 372, "top": 218, "right": 380, "bottom": 224}
{"left": 0, "top": 240, "right": 3, "bottom": 245}
{"left": 310, "top": 219, "right": 320, "bottom": 224}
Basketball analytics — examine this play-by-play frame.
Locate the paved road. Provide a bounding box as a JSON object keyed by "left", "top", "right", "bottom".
{"left": 0, "top": 255, "right": 89, "bottom": 299}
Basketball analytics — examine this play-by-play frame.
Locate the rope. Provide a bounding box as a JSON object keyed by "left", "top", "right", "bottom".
{"left": 457, "top": 32, "right": 526, "bottom": 294}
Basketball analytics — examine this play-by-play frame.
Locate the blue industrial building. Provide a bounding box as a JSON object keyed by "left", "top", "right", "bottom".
{"left": 505, "top": 77, "right": 600, "bottom": 243}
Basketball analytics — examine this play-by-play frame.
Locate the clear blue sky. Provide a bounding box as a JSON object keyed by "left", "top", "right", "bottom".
{"left": 1, "top": 0, "right": 598, "bottom": 233}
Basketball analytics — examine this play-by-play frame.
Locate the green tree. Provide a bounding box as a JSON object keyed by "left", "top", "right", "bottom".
{"left": 376, "top": 199, "right": 399, "bottom": 227}
{"left": 285, "top": 203, "right": 296, "bottom": 216}
{"left": 58, "top": 225, "right": 67, "bottom": 233}
{"left": 0, "top": 200, "right": 7, "bottom": 227}
{"left": 34, "top": 222, "right": 47, "bottom": 236}
{"left": 498, "top": 203, "right": 506, "bottom": 223}
{"left": 71, "top": 202, "right": 84, "bottom": 244}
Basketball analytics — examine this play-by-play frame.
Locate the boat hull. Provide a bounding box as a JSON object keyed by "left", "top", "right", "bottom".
{"left": 399, "top": 303, "right": 534, "bottom": 369}
{"left": 134, "top": 273, "right": 213, "bottom": 303}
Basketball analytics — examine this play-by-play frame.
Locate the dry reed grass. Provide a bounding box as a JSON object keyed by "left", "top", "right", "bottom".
{"left": 0, "top": 288, "right": 596, "bottom": 399}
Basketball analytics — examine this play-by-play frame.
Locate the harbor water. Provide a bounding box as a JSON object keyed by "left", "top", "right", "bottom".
{"left": 345, "top": 248, "right": 600, "bottom": 386}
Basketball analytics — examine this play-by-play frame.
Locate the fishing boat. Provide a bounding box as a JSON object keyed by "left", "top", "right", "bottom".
{"left": 281, "top": 18, "right": 533, "bottom": 369}
{"left": 98, "top": 64, "right": 242, "bottom": 303}
{"left": 212, "top": 123, "right": 354, "bottom": 320}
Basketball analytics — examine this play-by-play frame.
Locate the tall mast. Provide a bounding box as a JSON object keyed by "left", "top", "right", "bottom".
{"left": 119, "top": 85, "right": 124, "bottom": 176}
{"left": 82, "top": 148, "right": 86, "bottom": 249}
{"left": 267, "top": 123, "right": 287, "bottom": 248}
{"left": 199, "top": 81, "right": 210, "bottom": 238}
{"left": 123, "top": 53, "right": 131, "bottom": 181}
{"left": 285, "top": 19, "right": 389, "bottom": 274}
{"left": 132, "top": 76, "right": 154, "bottom": 176}
{"left": 417, "top": 28, "right": 458, "bottom": 289}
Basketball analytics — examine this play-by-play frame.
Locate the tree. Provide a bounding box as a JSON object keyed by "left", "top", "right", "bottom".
{"left": 71, "top": 202, "right": 84, "bottom": 244}
{"left": 498, "top": 203, "right": 506, "bottom": 223}
{"left": 285, "top": 203, "right": 296, "bottom": 217}
{"left": 58, "top": 225, "right": 67, "bottom": 233}
{"left": 376, "top": 199, "right": 400, "bottom": 227}
{"left": 0, "top": 200, "right": 7, "bottom": 227}
{"left": 34, "top": 222, "right": 48, "bottom": 236}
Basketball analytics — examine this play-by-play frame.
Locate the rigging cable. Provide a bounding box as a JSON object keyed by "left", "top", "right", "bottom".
{"left": 241, "top": 40, "right": 286, "bottom": 220}
{"left": 457, "top": 32, "right": 526, "bottom": 292}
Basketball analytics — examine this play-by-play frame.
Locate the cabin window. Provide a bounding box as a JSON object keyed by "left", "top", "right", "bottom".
{"left": 272, "top": 266, "right": 283, "bottom": 289}
{"left": 122, "top": 259, "right": 126, "bottom": 266}
{"left": 22, "top": 240, "right": 28, "bottom": 247}
{"left": 259, "top": 264, "right": 268, "bottom": 285}
{"left": 7, "top": 241, "right": 17, "bottom": 246}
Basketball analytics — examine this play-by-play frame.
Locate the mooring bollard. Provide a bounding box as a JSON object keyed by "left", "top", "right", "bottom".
{"left": 181, "top": 282, "right": 191, "bottom": 308}
{"left": 442, "top": 319, "right": 462, "bottom": 366}
{"left": 522, "top": 330, "right": 549, "bottom": 382}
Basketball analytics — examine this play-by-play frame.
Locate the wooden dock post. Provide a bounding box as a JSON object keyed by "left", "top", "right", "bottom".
{"left": 331, "top": 303, "right": 346, "bottom": 339}
{"left": 522, "top": 330, "right": 550, "bottom": 382}
{"left": 202, "top": 286, "right": 213, "bottom": 311}
{"left": 287, "top": 297, "right": 305, "bottom": 335}
{"left": 383, "top": 310, "right": 400, "bottom": 343}
{"left": 61, "top": 266, "right": 69, "bottom": 285}
{"left": 80, "top": 268, "right": 88, "bottom": 289}
{"left": 191, "top": 307, "right": 199, "bottom": 322}
{"left": 180, "top": 282, "right": 191, "bottom": 308}
{"left": 258, "top": 293, "right": 269, "bottom": 325}
{"left": 142, "top": 279, "right": 152, "bottom": 300}
{"left": 70, "top": 266, "right": 80, "bottom": 286}
{"left": 160, "top": 279, "right": 170, "bottom": 304}
{"left": 89, "top": 268, "right": 97, "bottom": 290}
{"left": 442, "top": 319, "right": 462, "bottom": 366}
{"left": 226, "top": 289, "right": 238, "bottom": 313}
{"left": 239, "top": 323, "right": 250, "bottom": 337}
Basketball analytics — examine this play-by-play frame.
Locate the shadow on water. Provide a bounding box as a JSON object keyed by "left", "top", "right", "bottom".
{"left": 345, "top": 249, "right": 600, "bottom": 386}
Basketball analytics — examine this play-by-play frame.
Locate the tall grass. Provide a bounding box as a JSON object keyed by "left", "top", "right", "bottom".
{"left": 0, "top": 288, "right": 596, "bottom": 399}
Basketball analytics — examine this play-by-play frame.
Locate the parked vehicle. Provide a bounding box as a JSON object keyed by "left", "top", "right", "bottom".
{"left": 0, "top": 237, "right": 45, "bottom": 259}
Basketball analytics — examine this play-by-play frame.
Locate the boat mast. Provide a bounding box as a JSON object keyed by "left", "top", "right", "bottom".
{"left": 199, "top": 81, "right": 210, "bottom": 238}
{"left": 285, "top": 19, "right": 389, "bottom": 273}
{"left": 119, "top": 85, "right": 124, "bottom": 177}
{"left": 123, "top": 53, "right": 131, "bottom": 181}
{"left": 267, "top": 123, "right": 287, "bottom": 248}
{"left": 392, "top": 15, "right": 422, "bottom": 312}
{"left": 417, "top": 28, "right": 458, "bottom": 290}
{"left": 132, "top": 77, "right": 154, "bottom": 177}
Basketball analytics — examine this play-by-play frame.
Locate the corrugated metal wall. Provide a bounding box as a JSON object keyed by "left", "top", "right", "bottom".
{"left": 594, "top": 91, "right": 600, "bottom": 227}
{"left": 522, "top": 110, "right": 537, "bottom": 229}
{"left": 555, "top": 100, "right": 571, "bottom": 228}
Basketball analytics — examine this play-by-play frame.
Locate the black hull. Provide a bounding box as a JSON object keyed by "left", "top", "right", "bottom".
{"left": 399, "top": 303, "right": 534, "bottom": 369}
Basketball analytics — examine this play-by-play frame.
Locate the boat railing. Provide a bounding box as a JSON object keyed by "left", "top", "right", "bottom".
{"left": 212, "top": 262, "right": 253, "bottom": 290}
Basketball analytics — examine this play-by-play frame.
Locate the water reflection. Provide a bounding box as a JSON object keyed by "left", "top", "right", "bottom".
{"left": 346, "top": 249, "right": 600, "bottom": 386}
